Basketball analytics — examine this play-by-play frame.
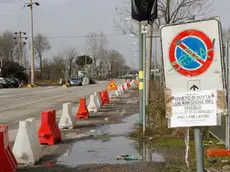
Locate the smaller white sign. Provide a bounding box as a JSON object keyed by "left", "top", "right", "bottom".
{"left": 169, "top": 90, "right": 217, "bottom": 128}
{"left": 141, "top": 25, "right": 147, "bottom": 34}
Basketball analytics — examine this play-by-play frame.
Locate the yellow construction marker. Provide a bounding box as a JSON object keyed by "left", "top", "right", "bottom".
{"left": 139, "top": 82, "right": 143, "bottom": 90}
{"left": 139, "top": 71, "right": 144, "bottom": 79}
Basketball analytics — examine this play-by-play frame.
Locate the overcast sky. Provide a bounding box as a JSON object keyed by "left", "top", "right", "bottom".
{"left": 0, "top": 0, "right": 228, "bottom": 69}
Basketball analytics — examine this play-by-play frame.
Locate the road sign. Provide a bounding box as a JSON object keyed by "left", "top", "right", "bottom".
{"left": 141, "top": 25, "right": 147, "bottom": 34}
{"left": 169, "top": 29, "right": 213, "bottom": 77}
{"left": 169, "top": 90, "right": 217, "bottom": 128}
{"left": 161, "top": 18, "right": 224, "bottom": 92}
{"left": 107, "top": 80, "right": 118, "bottom": 90}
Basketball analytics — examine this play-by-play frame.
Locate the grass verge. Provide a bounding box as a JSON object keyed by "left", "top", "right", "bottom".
{"left": 131, "top": 78, "right": 230, "bottom": 171}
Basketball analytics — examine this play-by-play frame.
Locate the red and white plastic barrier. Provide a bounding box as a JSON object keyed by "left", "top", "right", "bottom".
{"left": 38, "top": 110, "right": 61, "bottom": 145}
{"left": 13, "top": 118, "right": 43, "bottom": 165}
{"left": 0, "top": 126, "right": 17, "bottom": 172}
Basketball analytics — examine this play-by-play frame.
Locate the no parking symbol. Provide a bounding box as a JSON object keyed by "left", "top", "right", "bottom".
{"left": 169, "top": 29, "right": 214, "bottom": 77}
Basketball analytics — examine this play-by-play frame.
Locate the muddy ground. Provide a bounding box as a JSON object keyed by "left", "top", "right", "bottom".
{"left": 16, "top": 88, "right": 186, "bottom": 172}
{"left": 18, "top": 163, "right": 166, "bottom": 172}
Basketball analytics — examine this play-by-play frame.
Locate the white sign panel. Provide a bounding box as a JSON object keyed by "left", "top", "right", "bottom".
{"left": 169, "top": 90, "right": 217, "bottom": 128}
{"left": 141, "top": 25, "right": 147, "bottom": 34}
{"left": 160, "top": 18, "right": 223, "bottom": 92}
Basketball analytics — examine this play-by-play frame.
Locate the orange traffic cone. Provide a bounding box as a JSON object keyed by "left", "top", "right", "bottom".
{"left": 76, "top": 98, "right": 89, "bottom": 119}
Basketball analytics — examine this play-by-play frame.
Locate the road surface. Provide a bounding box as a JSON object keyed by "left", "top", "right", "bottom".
{"left": 0, "top": 79, "right": 122, "bottom": 131}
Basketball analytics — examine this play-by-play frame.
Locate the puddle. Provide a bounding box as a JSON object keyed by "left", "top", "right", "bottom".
{"left": 106, "top": 114, "right": 138, "bottom": 135}
{"left": 57, "top": 114, "right": 165, "bottom": 166}
{"left": 57, "top": 136, "right": 165, "bottom": 166}
{"left": 139, "top": 143, "right": 165, "bottom": 163}
{"left": 57, "top": 136, "right": 140, "bottom": 166}
{"left": 87, "top": 114, "right": 138, "bottom": 136}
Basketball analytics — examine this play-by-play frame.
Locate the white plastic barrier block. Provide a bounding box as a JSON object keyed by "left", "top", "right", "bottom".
{"left": 115, "top": 90, "right": 119, "bottom": 97}
{"left": 26, "top": 118, "right": 43, "bottom": 162}
{"left": 59, "top": 103, "right": 76, "bottom": 129}
{"left": 119, "top": 85, "right": 124, "bottom": 94}
{"left": 87, "top": 94, "right": 100, "bottom": 113}
{"left": 108, "top": 90, "right": 116, "bottom": 98}
{"left": 13, "top": 118, "right": 43, "bottom": 165}
{"left": 117, "top": 85, "right": 121, "bottom": 95}
{"left": 107, "top": 90, "right": 112, "bottom": 98}
{"left": 117, "top": 85, "right": 121, "bottom": 93}
{"left": 94, "top": 92, "right": 102, "bottom": 108}
{"left": 131, "top": 80, "right": 135, "bottom": 87}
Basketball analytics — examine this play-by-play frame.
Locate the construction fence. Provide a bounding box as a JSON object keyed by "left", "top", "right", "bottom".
{"left": 209, "top": 41, "right": 229, "bottom": 148}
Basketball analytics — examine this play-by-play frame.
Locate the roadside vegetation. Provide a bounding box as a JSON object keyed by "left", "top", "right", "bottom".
{"left": 112, "top": 0, "right": 230, "bottom": 171}
{"left": 129, "top": 77, "right": 228, "bottom": 171}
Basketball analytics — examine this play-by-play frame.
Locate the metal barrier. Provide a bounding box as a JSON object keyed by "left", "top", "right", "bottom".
{"left": 209, "top": 115, "right": 227, "bottom": 145}
{"left": 209, "top": 41, "right": 229, "bottom": 148}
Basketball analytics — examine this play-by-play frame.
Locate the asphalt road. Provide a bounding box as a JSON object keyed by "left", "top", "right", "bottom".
{"left": 0, "top": 79, "right": 123, "bottom": 129}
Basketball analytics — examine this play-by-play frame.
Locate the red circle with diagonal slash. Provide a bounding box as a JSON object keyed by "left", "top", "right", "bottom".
{"left": 169, "top": 29, "right": 214, "bottom": 77}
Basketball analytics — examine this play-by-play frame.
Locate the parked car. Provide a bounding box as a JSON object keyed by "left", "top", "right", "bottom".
{"left": 12, "top": 78, "right": 20, "bottom": 85}
{"left": 70, "top": 77, "right": 82, "bottom": 86}
{"left": 5, "top": 78, "right": 19, "bottom": 88}
{"left": 0, "top": 78, "right": 9, "bottom": 88}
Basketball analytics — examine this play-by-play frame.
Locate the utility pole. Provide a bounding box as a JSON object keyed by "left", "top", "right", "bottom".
{"left": 14, "top": 32, "right": 27, "bottom": 66}
{"left": 24, "top": 0, "right": 40, "bottom": 84}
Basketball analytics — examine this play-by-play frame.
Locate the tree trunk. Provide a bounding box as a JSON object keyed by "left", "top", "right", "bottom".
{"left": 93, "top": 57, "right": 97, "bottom": 76}
{"left": 69, "top": 61, "right": 72, "bottom": 77}
{"left": 40, "top": 58, "right": 43, "bottom": 80}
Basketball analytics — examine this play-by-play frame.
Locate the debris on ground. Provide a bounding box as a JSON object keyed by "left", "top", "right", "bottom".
{"left": 116, "top": 155, "right": 141, "bottom": 161}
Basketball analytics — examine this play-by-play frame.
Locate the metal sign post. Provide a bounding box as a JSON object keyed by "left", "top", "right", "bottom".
{"left": 161, "top": 18, "right": 225, "bottom": 172}
{"left": 131, "top": 0, "right": 158, "bottom": 127}
{"left": 194, "top": 127, "right": 204, "bottom": 171}
{"left": 226, "top": 41, "right": 230, "bottom": 149}
{"left": 142, "top": 24, "right": 147, "bottom": 134}
{"left": 138, "top": 22, "right": 144, "bottom": 125}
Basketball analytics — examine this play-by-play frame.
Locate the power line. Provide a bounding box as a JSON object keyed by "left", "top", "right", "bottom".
{"left": 26, "top": 33, "right": 129, "bottom": 39}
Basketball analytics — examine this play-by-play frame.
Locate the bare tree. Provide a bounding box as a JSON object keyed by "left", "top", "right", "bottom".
{"left": 41, "top": 56, "right": 66, "bottom": 81}
{"left": 0, "top": 31, "right": 17, "bottom": 62}
{"left": 34, "top": 33, "right": 51, "bottom": 78}
{"left": 108, "top": 49, "right": 126, "bottom": 75}
{"left": 97, "top": 32, "right": 109, "bottom": 60}
{"left": 87, "top": 31, "right": 108, "bottom": 75}
{"left": 64, "top": 47, "right": 78, "bottom": 77}
{"left": 114, "top": 0, "right": 214, "bottom": 35}
{"left": 51, "top": 56, "right": 66, "bottom": 80}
